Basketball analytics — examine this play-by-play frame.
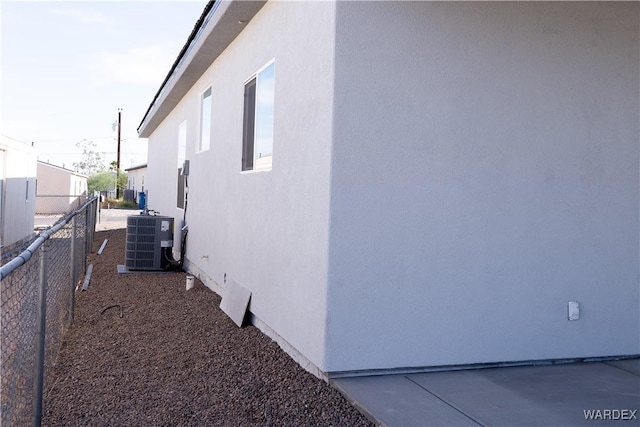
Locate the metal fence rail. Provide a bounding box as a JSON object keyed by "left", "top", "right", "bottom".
{"left": 1, "top": 196, "right": 97, "bottom": 427}
{"left": 1, "top": 234, "right": 38, "bottom": 266}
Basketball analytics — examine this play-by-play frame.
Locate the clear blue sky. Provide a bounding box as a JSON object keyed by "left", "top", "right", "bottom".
{"left": 1, "top": 1, "right": 207, "bottom": 170}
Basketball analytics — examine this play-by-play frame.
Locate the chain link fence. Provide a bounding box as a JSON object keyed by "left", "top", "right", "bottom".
{"left": 35, "top": 194, "right": 89, "bottom": 232}
{"left": 1, "top": 234, "right": 38, "bottom": 266}
{"left": 1, "top": 196, "right": 97, "bottom": 427}
{"left": 35, "top": 194, "right": 88, "bottom": 216}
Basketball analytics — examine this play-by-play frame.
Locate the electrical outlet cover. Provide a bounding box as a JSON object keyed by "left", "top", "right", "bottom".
{"left": 568, "top": 301, "right": 580, "bottom": 320}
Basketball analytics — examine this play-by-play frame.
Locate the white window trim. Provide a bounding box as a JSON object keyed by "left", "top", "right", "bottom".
{"left": 242, "top": 58, "right": 276, "bottom": 86}
{"left": 178, "top": 120, "right": 187, "bottom": 167}
{"left": 177, "top": 119, "right": 188, "bottom": 210}
{"left": 198, "top": 85, "right": 212, "bottom": 153}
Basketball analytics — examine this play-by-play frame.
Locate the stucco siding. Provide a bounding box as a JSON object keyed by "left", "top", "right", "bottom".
{"left": 145, "top": 1, "right": 336, "bottom": 371}
{"left": 326, "top": 1, "right": 639, "bottom": 372}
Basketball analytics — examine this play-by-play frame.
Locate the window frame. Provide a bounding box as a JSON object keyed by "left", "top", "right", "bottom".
{"left": 241, "top": 59, "right": 275, "bottom": 173}
{"left": 242, "top": 77, "right": 256, "bottom": 171}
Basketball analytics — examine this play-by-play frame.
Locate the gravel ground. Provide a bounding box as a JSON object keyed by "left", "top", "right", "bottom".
{"left": 43, "top": 227, "right": 374, "bottom": 426}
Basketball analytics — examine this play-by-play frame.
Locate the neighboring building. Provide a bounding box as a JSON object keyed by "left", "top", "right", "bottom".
{"left": 125, "top": 164, "right": 147, "bottom": 202}
{"left": 0, "top": 136, "right": 37, "bottom": 250}
{"left": 138, "top": 1, "right": 639, "bottom": 379}
{"left": 35, "top": 161, "right": 87, "bottom": 214}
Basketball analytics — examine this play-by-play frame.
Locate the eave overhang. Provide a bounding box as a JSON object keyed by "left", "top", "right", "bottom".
{"left": 138, "top": 0, "right": 267, "bottom": 138}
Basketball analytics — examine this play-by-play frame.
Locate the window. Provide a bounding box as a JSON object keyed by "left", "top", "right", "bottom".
{"left": 177, "top": 120, "right": 187, "bottom": 209}
{"left": 242, "top": 60, "right": 275, "bottom": 171}
{"left": 25, "top": 180, "right": 29, "bottom": 203}
{"left": 199, "top": 87, "right": 212, "bottom": 152}
{"left": 178, "top": 120, "right": 187, "bottom": 168}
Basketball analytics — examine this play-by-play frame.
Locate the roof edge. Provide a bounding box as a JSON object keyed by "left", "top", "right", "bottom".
{"left": 37, "top": 160, "right": 88, "bottom": 178}
{"left": 125, "top": 164, "right": 148, "bottom": 172}
{"left": 138, "top": 1, "right": 267, "bottom": 138}
{"left": 137, "top": 1, "right": 217, "bottom": 135}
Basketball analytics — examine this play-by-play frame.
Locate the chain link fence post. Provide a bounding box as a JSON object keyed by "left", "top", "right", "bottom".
{"left": 33, "top": 239, "right": 49, "bottom": 427}
{"left": 90, "top": 200, "right": 94, "bottom": 253}
{"left": 85, "top": 204, "right": 91, "bottom": 260}
{"left": 69, "top": 215, "right": 77, "bottom": 325}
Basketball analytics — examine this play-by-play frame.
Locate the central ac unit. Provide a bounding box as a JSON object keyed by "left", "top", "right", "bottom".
{"left": 125, "top": 215, "right": 174, "bottom": 270}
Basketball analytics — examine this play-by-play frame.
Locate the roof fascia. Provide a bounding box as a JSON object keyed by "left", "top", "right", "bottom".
{"left": 37, "top": 161, "right": 87, "bottom": 178}
{"left": 138, "top": 0, "right": 267, "bottom": 138}
{"left": 125, "top": 164, "right": 148, "bottom": 172}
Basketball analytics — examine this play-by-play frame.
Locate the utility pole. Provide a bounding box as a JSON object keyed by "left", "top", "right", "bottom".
{"left": 116, "top": 109, "right": 122, "bottom": 199}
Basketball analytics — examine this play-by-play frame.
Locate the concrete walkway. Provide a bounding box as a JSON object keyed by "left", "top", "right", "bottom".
{"left": 96, "top": 208, "right": 140, "bottom": 230}
{"left": 333, "top": 359, "right": 640, "bottom": 427}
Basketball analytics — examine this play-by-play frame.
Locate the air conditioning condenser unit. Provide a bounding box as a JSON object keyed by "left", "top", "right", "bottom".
{"left": 125, "top": 215, "right": 174, "bottom": 270}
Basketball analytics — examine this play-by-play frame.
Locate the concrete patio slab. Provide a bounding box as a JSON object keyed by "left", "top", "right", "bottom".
{"left": 333, "top": 375, "right": 479, "bottom": 427}
{"left": 606, "top": 358, "right": 640, "bottom": 376}
{"left": 410, "top": 363, "right": 639, "bottom": 426}
{"left": 333, "top": 360, "right": 640, "bottom": 427}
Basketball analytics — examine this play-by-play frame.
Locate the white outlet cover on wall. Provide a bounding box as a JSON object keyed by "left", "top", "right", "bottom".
{"left": 568, "top": 301, "right": 580, "bottom": 321}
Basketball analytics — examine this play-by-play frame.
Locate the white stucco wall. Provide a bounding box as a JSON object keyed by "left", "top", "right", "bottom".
{"left": 145, "top": 1, "right": 337, "bottom": 372}
{"left": 0, "top": 137, "right": 37, "bottom": 247}
{"left": 326, "top": 1, "right": 639, "bottom": 373}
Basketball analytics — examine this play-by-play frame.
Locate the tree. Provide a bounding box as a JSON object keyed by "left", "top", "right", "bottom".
{"left": 116, "top": 170, "right": 127, "bottom": 197}
{"left": 109, "top": 161, "right": 127, "bottom": 198}
{"left": 73, "top": 139, "right": 105, "bottom": 176}
{"left": 88, "top": 171, "right": 115, "bottom": 194}
{"left": 88, "top": 170, "right": 127, "bottom": 196}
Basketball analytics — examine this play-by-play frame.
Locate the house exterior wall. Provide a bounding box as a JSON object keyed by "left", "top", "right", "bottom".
{"left": 145, "top": 1, "right": 337, "bottom": 372}
{"left": 126, "top": 166, "right": 146, "bottom": 198}
{"left": 0, "top": 137, "right": 37, "bottom": 247}
{"left": 70, "top": 174, "right": 87, "bottom": 197}
{"left": 326, "top": 1, "right": 639, "bottom": 373}
{"left": 35, "top": 162, "right": 87, "bottom": 214}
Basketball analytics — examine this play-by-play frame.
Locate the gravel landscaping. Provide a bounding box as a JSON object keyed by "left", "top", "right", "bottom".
{"left": 43, "top": 227, "right": 374, "bottom": 426}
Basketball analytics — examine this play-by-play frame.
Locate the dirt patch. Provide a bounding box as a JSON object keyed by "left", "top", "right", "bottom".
{"left": 43, "top": 228, "right": 373, "bottom": 426}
